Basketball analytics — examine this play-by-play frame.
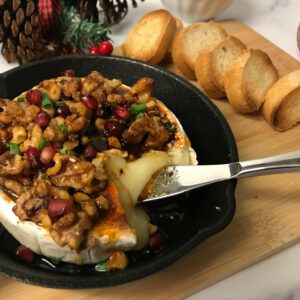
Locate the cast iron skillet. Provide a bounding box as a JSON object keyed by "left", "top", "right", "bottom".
{"left": 0, "top": 55, "right": 238, "bottom": 288}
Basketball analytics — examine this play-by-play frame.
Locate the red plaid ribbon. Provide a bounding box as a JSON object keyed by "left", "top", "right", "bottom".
{"left": 38, "top": 0, "right": 61, "bottom": 39}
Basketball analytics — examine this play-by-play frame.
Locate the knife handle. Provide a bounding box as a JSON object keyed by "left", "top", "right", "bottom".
{"left": 234, "top": 150, "right": 300, "bottom": 178}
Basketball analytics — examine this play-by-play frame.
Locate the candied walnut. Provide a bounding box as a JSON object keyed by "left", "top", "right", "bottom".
{"left": 95, "top": 118, "right": 105, "bottom": 132}
{"left": 0, "top": 112, "right": 13, "bottom": 124}
{"left": 123, "top": 116, "right": 153, "bottom": 144}
{"left": 66, "top": 101, "right": 89, "bottom": 117}
{"left": 52, "top": 212, "right": 75, "bottom": 229}
{"left": 74, "top": 192, "right": 90, "bottom": 202}
{"left": 91, "top": 87, "right": 105, "bottom": 102}
{"left": 46, "top": 153, "right": 62, "bottom": 176}
{"left": 0, "top": 177, "right": 23, "bottom": 196}
{"left": 49, "top": 156, "right": 95, "bottom": 189}
{"left": 38, "top": 208, "right": 52, "bottom": 228}
{"left": 131, "top": 78, "right": 153, "bottom": 103}
{"left": 57, "top": 78, "right": 80, "bottom": 98}
{"left": 81, "top": 79, "right": 99, "bottom": 95}
{"left": 87, "top": 71, "right": 105, "bottom": 84}
{"left": 43, "top": 117, "right": 66, "bottom": 142}
{"left": 123, "top": 116, "right": 170, "bottom": 149}
{"left": 40, "top": 80, "right": 61, "bottom": 101}
{"left": 107, "top": 250, "right": 128, "bottom": 271}
{"left": 63, "top": 140, "right": 79, "bottom": 151}
{"left": 10, "top": 126, "right": 27, "bottom": 144}
{"left": 20, "top": 124, "right": 42, "bottom": 152}
{"left": 145, "top": 126, "right": 169, "bottom": 149}
{"left": 95, "top": 194, "right": 110, "bottom": 210}
{"left": 49, "top": 185, "right": 73, "bottom": 201}
{"left": 0, "top": 129, "right": 8, "bottom": 139}
{"left": 65, "top": 114, "right": 87, "bottom": 133}
{"left": 50, "top": 211, "right": 93, "bottom": 251}
{"left": 92, "top": 154, "right": 108, "bottom": 181}
{"left": 82, "top": 179, "right": 107, "bottom": 194}
{"left": 0, "top": 153, "right": 29, "bottom": 176}
{"left": 80, "top": 200, "right": 98, "bottom": 220}
{"left": 108, "top": 136, "right": 121, "bottom": 149}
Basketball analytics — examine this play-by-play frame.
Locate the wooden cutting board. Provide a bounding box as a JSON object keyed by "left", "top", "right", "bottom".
{"left": 1, "top": 19, "right": 300, "bottom": 300}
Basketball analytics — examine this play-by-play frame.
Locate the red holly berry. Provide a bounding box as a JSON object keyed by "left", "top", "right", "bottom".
{"left": 47, "top": 199, "right": 73, "bottom": 221}
{"left": 97, "top": 41, "right": 113, "bottom": 56}
{"left": 15, "top": 245, "right": 34, "bottom": 263}
{"left": 88, "top": 47, "right": 98, "bottom": 55}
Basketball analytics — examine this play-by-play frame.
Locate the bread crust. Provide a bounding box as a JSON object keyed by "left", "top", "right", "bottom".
{"left": 181, "top": 21, "right": 228, "bottom": 69}
{"left": 195, "top": 47, "right": 226, "bottom": 98}
{"left": 171, "top": 28, "right": 196, "bottom": 80}
{"left": 224, "top": 51, "right": 256, "bottom": 113}
{"left": 122, "top": 9, "right": 177, "bottom": 64}
{"left": 262, "top": 69, "right": 300, "bottom": 131}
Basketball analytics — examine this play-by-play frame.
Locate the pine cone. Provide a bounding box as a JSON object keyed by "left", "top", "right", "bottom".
{"left": 0, "top": 0, "right": 52, "bottom": 64}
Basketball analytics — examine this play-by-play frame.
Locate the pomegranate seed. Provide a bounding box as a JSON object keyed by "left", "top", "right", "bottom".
{"left": 15, "top": 245, "right": 34, "bottom": 263}
{"left": 104, "top": 119, "right": 123, "bottom": 137}
{"left": 97, "top": 41, "right": 113, "bottom": 56}
{"left": 84, "top": 144, "right": 97, "bottom": 160}
{"left": 35, "top": 110, "right": 50, "bottom": 128}
{"left": 148, "top": 233, "right": 165, "bottom": 251}
{"left": 26, "top": 90, "right": 42, "bottom": 106}
{"left": 40, "top": 144, "right": 56, "bottom": 165}
{"left": 88, "top": 47, "right": 98, "bottom": 55}
{"left": 62, "top": 69, "right": 75, "bottom": 77}
{"left": 26, "top": 146, "right": 42, "bottom": 169}
{"left": 48, "top": 199, "right": 73, "bottom": 221}
{"left": 114, "top": 106, "right": 129, "bottom": 120}
{"left": 0, "top": 141, "right": 7, "bottom": 155}
{"left": 81, "top": 95, "right": 98, "bottom": 110}
{"left": 56, "top": 104, "right": 70, "bottom": 117}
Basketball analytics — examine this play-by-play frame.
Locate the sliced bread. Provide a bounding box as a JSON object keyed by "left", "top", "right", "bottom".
{"left": 224, "top": 49, "right": 278, "bottom": 113}
{"left": 171, "top": 28, "right": 196, "bottom": 80}
{"left": 181, "top": 21, "right": 228, "bottom": 69}
{"left": 262, "top": 69, "right": 300, "bottom": 131}
{"left": 122, "top": 9, "right": 177, "bottom": 64}
{"left": 195, "top": 36, "right": 246, "bottom": 98}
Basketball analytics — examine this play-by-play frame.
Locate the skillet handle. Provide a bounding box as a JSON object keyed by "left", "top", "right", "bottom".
{"left": 234, "top": 150, "right": 300, "bottom": 178}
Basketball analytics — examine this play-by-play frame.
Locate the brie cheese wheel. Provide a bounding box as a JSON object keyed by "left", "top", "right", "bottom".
{"left": 0, "top": 76, "right": 197, "bottom": 265}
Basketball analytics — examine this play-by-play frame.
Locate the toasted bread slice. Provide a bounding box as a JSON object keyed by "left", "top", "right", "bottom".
{"left": 181, "top": 21, "right": 228, "bottom": 69}
{"left": 122, "top": 9, "right": 177, "bottom": 64}
{"left": 224, "top": 49, "right": 278, "bottom": 113}
{"left": 171, "top": 28, "right": 196, "bottom": 80}
{"left": 262, "top": 69, "right": 300, "bottom": 131}
{"left": 195, "top": 36, "right": 246, "bottom": 98}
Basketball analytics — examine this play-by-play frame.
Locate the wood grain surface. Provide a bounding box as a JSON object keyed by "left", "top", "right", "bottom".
{"left": 1, "top": 19, "right": 300, "bottom": 300}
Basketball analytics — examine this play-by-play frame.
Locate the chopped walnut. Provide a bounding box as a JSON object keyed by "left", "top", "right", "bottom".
{"left": 20, "top": 124, "right": 42, "bottom": 152}
{"left": 11, "top": 126, "right": 27, "bottom": 144}
{"left": 40, "top": 80, "right": 61, "bottom": 101}
{"left": 0, "top": 153, "right": 29, "bottom": 176}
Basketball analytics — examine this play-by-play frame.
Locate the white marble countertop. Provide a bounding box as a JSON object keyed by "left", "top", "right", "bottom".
{"left": 0, "top": 0, "right": 299, "bottom": 299}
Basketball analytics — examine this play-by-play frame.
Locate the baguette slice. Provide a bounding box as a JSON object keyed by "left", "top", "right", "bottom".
{"left": 181, "top": 21, "right": 228, "bottom": 69}
{"left": 195, "top": 36, "right": 246, "bottom": 98}
{"left": 262, "top": 69, "right": 300, "bottom": 131}
{"left": 171, "top": 28, "right": 196, "bottom": 80}
{"left": 224, "top": 49, "right": 278, "bottom": 113}
{"left": 122, "top": 9, "right": 177, "bottom": 64}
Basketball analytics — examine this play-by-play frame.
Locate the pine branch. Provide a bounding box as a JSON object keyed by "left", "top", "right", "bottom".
{"left": 58, "top": 6, "right": 111, "bottom": 53}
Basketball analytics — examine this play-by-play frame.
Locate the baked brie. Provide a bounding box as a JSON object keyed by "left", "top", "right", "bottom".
{"left": 0, "top": 71, "right": 196, "bottom": 267}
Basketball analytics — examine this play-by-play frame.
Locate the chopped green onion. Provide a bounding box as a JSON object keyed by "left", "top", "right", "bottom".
{"left": 136, "top": 112, "right": 144, "bottom": 119}
{"left": 6, "top": 143, "right": 20, "bottom": 155}
{"left": 95, "top": 261, "right": 108, "bottom": 272}
{"left": 58, "top": 124, "right": 68, "bottom": 135}
{"left": 129, "top": 103, "right": 147, "bottom": 116}
{"left": 42, "top": 93, "right": 54, "bottom": 109}
{"left": 23, "top": 185, "right": 30, "bottom": 192}
{"left": 39, "top": 139, "right": 49, "bottom": 151}
{"left": 59, "top": 147, "right": 69, "bottom": 155}
{"left": 16, "top": 97, "right": 26, "bottom": 103}
{"left": 165, "top": 125, "right": 177, "bottom": 133}
{"left": 56, "top": 100, "right": 65, "bottom": 106}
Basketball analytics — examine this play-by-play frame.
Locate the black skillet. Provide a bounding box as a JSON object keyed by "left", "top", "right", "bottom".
{"left": 0, "top": 55, "right": 238, "bottom": 288}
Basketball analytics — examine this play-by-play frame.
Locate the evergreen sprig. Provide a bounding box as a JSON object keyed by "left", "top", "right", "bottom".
{"left": 59, "top": 6, "right": 111, "bottom": 53}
